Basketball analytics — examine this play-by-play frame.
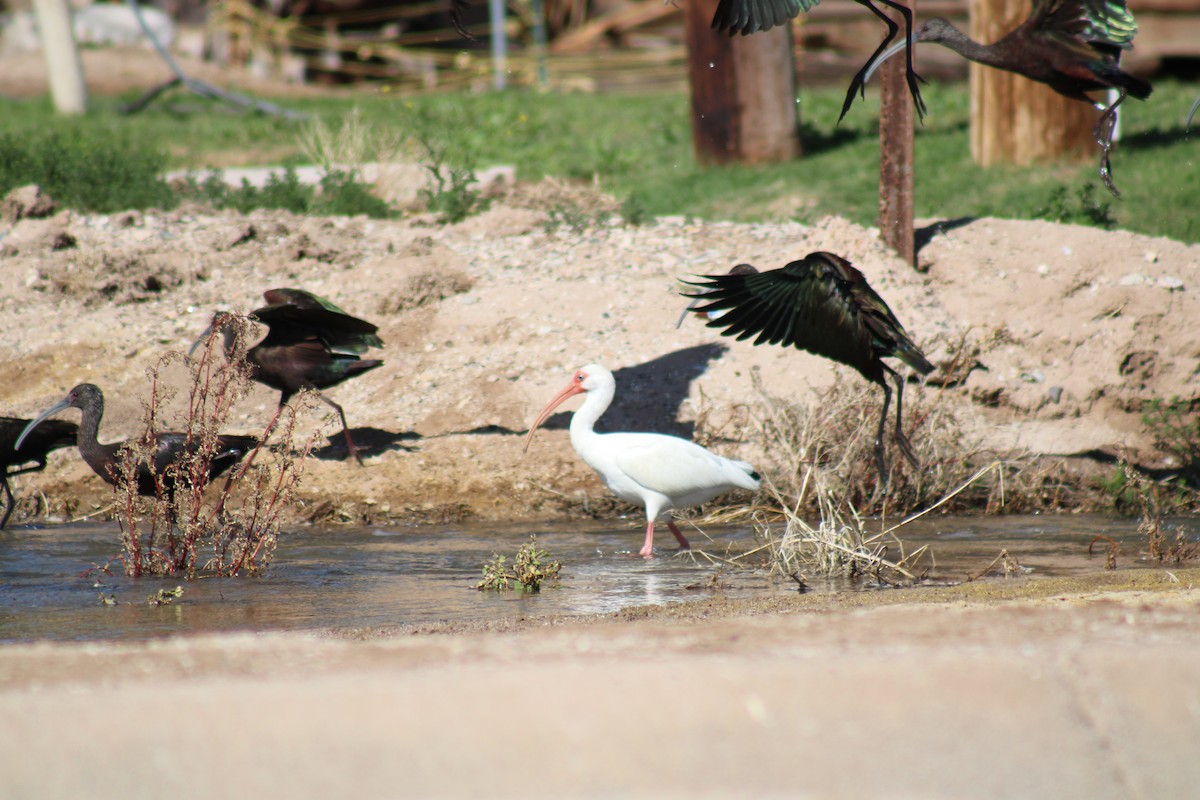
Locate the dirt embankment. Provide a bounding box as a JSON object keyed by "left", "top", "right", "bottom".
{"left": 1, "top": 182, "right": 1198, "bottom": 525}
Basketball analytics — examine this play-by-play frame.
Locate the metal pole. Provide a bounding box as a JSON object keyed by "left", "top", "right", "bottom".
{"left": 31, "top": 0, "right": 88, "bottom": 115}
{"left": 489, "top": 0, "right": 507, "bottom": 90}
{"left": 878, "top": 3, "right": 915, "bottom": 267}
{"left": 531, "top": 0, "right": 549, "bottom": 89}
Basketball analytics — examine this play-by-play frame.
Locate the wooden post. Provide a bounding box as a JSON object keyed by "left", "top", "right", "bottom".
{"left": 878, "top": 4, "right": 914, "bottom": 267}
{"left": 970, "top": 0, "right": 1094, "bottom": 165}
{"left": 32, "top": 0, "right": 88, "bottom": 115}
{"left": 685, "top": 0, "right": 800, "bottom": 165}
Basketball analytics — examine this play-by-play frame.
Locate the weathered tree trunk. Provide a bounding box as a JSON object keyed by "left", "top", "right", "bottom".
{"left": 685, "top": 0, "right": 800, "bottom": 165}
{"left": 878, "top": 3, "right": 915, "bottom": 267}
{"left": 970, "top": 0, "right": 1094, "bottom": 165}
{"left": 32, "top": 0, "right": 88, "bottom": 115}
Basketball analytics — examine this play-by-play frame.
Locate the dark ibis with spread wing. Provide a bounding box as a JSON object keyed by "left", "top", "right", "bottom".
{"left": 193, "top": 288, "right": 384, "bottom": 464}
{"left": 1, "top": 416, "right": 77, "bottom": 528}
{"left": 711, "top": 0, "right": 927, "bottom": 124}
{"left": 682, "top": 252, "right": 934, "bottom": 485}
{"left": 863, "top": 0, "right": 1152, "bottom": 197}
{"left": 15, "top": 384, "right": 257, "bottom": 502}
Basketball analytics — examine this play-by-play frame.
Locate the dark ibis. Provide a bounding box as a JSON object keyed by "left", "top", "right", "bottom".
{"left": 192, "top": 288, "right": 384, "bottom": 464}
{"left": 682, "top": 252, "right": 935, "bottom": 485}
{"left": 711, "top": 0, "right": 927, "bottom": 123}
{"left": 1, "top": 416, "right": 78, "bottom": 529}
{"left": 863, "top": 0, "right": 1152, "bottom": 197}
{"left": 524, "top": 364, "right": 760, "bottom": 557}
{"left": 15, "top": 384, "right": 258, "bottom": 502}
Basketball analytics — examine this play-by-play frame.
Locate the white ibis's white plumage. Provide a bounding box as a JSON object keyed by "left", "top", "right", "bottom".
{"left": 524, "top": 364, "right": 760, "bottom": 557}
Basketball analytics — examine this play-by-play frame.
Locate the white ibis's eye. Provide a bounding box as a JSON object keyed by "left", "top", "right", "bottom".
{"left": 575, "top": 372, "right": 584, "bottom": 382}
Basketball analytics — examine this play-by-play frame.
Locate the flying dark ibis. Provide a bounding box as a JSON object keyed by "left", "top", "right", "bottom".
{"left": 524, "top": 364, "right": 760, "bottom": 557}
{"left": 863, "top": 0, "right": 1152, "bottom": 197}
{"left": 15, "top": 384, "right": 258, "bottom": 503}
{"left": 710, "top": 0, "right": 927, "bottom": 123}
{"left": 1, "top": 416, "right": 77, "bottom": 529}
{"left": 192, "top": 288, "right": 384, "bottom": 464}
{"left": 682, "top": 252, "right": 934, "bottom": 485}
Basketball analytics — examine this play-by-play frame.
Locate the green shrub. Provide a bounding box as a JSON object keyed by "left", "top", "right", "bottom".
{"left": 0, "top": 129, "right": 174, "bottom": 211}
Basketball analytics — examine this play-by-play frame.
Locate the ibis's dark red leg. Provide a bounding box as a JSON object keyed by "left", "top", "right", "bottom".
{"left": 874, "top": 378, "right": 892, "bottom": 489}
{"left": 318, "top": 393, "right": 362, "bottom": 465}
{"left": 1094, "top": 90, "right": 1127, "bottom": 198}
{"left": 667, "top": 520, "right": 692, "bottom": 550}
{"left": 886, "top": 364, "right": 920, "bottom": 468}
{"left": 1, "top": 477, "right": 13, "bottom": 529}
{"left": 839, "top": 0, "right": 926, "bottom": 123}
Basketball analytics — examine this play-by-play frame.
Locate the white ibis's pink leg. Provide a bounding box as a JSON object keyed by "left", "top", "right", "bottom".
{"left": 667, "top": 521, "right": 691, "bottom": 550}
{"left": 640, "top": 521, "right": 657, "bottom": 557}
{"left": 640, "top": 520, "right": 691, "bottom": 557}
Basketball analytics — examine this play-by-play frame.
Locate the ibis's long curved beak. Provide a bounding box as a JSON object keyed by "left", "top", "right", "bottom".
{"left": 14, "top": 398, "right": 72, "bottom": 453}
{"left": 522, "top": 380, "right": 585, "bottom": 454}
{"left": 862, "top": 39, "right": 911, "bottom": 87}
{"left": 1187, "top": 95, "right": 1200, "bottom": 129}
{"left": 187, "top": 323, "right": 217, "bottom": 362}
{"left": 675, "top": 296, "right": 707, "bottom": 329}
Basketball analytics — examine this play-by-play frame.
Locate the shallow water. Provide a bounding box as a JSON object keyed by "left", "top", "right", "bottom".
{"left": 0, "top": 515, "right": 1191, "bottom": 643}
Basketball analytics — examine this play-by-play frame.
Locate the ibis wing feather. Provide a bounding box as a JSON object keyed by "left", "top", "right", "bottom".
{"left": 684, "top": 252, "right": 934, "bottom": 379}
{"left": 256, "top": 289, "right": 384, "bottom": 352}
{"left": 1028, "top": 0, "right": 1138, "bottom": 53}
{"left": 610, "top": 434, "right": 757, "bottom": 500}
{"left": 711, "top": 0, "right": 818, "bottom": 35}
{"left": 690, "top": 257, "right": 878, "bottom": 375}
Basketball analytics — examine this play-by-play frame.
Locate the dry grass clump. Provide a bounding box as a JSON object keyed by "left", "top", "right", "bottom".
{"left": 298, "top": 106, "right": 410, "bottom": 171}
{"left": 114, "top": 317, "right": 322, "bottom": 578}
{"left": 1117, "top": 461, "right": 1200, "bottom": 565}
{"left": 745, "top": 368, "right": 1066, "bottom": 517}
{"left": 685, "top": 359, "right": 1086, "bottom": 580}
{"left": 751, "top": 477, "right": 929, "bottom": 585}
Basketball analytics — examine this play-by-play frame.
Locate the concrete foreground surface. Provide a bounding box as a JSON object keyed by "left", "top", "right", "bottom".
{"left": 3, "top": 578, "right": 1200, "bottom": 799}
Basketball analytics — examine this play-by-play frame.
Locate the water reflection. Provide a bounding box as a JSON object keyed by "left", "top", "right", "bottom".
{"left": 0, "top": 515, "right": 1192, "bottom": 644}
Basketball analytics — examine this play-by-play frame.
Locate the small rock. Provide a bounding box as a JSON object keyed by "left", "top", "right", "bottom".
{"left": 1047, "top": 386, "right": 1063, "bottom": 404}
{"left": 1118, "top": 273, "right": 1145, "bottom": 286}
{"left": 1157, "top": 276, "right": 1184, "bottom": 291}
{"left": 1, "top": 185, "right": 57, "bottom": 224}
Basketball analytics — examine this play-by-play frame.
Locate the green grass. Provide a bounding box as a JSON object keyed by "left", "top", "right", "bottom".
{"left": 0, "top": 79, "right": 1196, "bottom": 241}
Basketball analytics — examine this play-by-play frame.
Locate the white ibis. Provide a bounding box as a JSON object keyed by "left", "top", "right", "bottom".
{"left": 523, "top": 364, "right": 761, "bottom": 557}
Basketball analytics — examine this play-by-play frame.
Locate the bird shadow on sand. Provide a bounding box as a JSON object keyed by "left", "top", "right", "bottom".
{"left": 312, "top": 426, "right": 422, "bottom": 461}
{"left": 533, "top": 344, "right": 729, "bottom": 439}
{"left": 915, "top": 217, "right": 977, "bottom": 257}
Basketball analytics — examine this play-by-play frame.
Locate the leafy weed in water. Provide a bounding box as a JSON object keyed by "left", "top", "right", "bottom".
{"left": 477, "top": 535, "right": 562, "bottom": 592}
{"left": 113, "top": 317, "right": 324, "bottom": 578}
